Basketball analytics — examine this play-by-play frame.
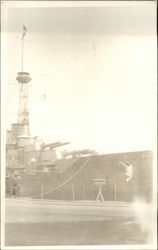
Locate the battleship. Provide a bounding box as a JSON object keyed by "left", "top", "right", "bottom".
{"left": 4, "top": 25, "right": 154, "bottom": 247}
{"left": 5, "top": 25, "right": 153, "bottom": 204}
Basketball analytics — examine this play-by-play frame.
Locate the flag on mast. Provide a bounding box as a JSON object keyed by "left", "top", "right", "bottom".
{"left": 120, "top": 162, "right": 133, "bottom": 182}
{"left": 22, "top": 25, "right": 27, "bottom": 38}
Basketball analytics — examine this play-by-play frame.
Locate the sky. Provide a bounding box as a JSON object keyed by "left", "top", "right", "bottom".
{"left": 3, "top": 1, "right": 157, "bottom": 153}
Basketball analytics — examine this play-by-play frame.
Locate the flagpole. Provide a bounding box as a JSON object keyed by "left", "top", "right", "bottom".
{"left": 21, "top": 35, "right": 24, "bottom": 72}
{"left": 21, "top": 25, "right": 27, "bottom": 72}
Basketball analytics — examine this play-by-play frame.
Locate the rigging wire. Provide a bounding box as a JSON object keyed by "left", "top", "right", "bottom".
{"left": 30, "top": 156, "right": 91, "bottom": 198}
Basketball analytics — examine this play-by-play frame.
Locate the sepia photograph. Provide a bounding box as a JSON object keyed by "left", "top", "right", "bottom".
{"left": 1, "top": 1, "right": 157, "bottom": 249}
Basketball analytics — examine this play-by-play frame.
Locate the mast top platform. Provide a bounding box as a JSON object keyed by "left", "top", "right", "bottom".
{"left": 16, "top": 72, "right": 31, "bottom": 84}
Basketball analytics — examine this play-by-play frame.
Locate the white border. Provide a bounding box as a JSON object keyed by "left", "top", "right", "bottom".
{"left": 1, "top": 0, "right": 156, "bottom": 8}
{"left": 1, "top": 1, "right": 157, "bottom": 250}
{"left": 1, "top": 244, "right": 157, "bottom": 250}
{"left": 1, "top": 3, "right": 8, "bottom": 250}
